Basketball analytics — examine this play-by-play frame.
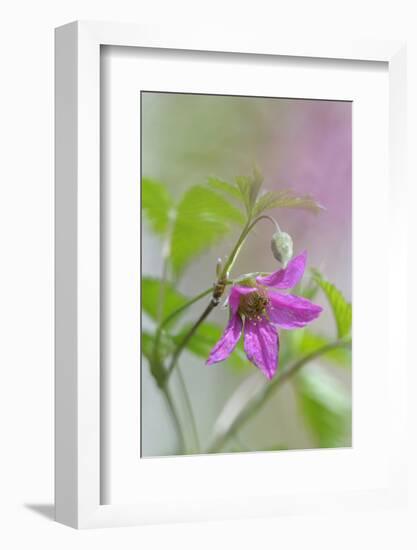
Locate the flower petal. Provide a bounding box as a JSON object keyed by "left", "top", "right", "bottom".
{"left": 228, "top": 285, "right": 256, "bottom": 315}
{"left": 243, "top": 318, "right": 279, "bottom": 380}
{"left": 267, "top": 292, "right": 322, "bottom": 329}
{"left": 206, "top": 312, "right": 243, "bottom": 365}
{"left": 256, "top": 250, "right": 307, "bottom": 289}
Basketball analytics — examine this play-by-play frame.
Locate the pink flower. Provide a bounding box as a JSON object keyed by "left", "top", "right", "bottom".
{"left": 206, "top": 251, "right": 322, "bottom": 380}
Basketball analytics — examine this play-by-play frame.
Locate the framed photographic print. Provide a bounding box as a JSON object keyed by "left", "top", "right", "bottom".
{"left": 55, "top": 21, "right": 407, "bottom": 528}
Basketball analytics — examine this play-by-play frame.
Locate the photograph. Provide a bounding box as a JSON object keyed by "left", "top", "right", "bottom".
{"left": 51, "top": 25, "right": 409, "bottom": 533}
{"left": 0, "top": 5, "right": 410, "bottom": 545}
{"left": 140, "top": 91, "right": 352, "bottom": 457}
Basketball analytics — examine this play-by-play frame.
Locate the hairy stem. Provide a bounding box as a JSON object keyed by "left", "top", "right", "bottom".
{"left": 207, "top": 339, "right": 351, "bottom": 453}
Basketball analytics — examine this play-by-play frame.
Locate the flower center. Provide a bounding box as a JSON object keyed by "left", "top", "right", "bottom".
{"left": 238, "top": 288, "right": 269, "bottom": 320}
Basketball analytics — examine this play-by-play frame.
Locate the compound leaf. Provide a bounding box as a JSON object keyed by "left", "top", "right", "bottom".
{"left": 312, "top": 270, "right": 352, "bottom": 339}
{"left": 253, "top": 189, "right": 324, "bottom": 217}
{"left": 170, "top": 185, "right": 245, "bottom": 277}
{"left": 142, "top": 177, "right": 174, "bottom": 235}
{"left": 142, "top": 277, "right": 188, "bottom": 324}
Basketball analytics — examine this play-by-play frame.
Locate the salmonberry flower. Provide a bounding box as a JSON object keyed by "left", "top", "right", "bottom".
{"left": 206, "top": 251, "right": 322, "bottom": 380}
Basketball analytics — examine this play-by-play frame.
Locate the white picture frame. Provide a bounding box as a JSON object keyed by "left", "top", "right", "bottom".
{"left": 55, "top": 20, "right": 407, "bottom": 529}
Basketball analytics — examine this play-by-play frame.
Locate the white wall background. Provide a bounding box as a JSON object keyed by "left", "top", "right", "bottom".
{"left": 0, "top": 1, "right": 416, "bottom": 548}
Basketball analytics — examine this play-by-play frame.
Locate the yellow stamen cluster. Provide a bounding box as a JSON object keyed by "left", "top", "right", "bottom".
{"left": 238, "top": 288, "right": 269, "bottom": 320}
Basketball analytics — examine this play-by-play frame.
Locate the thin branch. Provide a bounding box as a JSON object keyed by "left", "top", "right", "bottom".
{"left": 207, "top": 338, "right": 351, "bottom": 453}
{"left": 152, "top": 286, "right": 214, "bottom": 368}
{"left": 161, "top": 384, "right": 186, "bottom": 454}
{"left": 164, "top": 216, "right": 271, "bottom": 382}
{"left": 161, "top": 287, "right": 214, "bottom": 330}
{"left": 221, "top": 215, "right": 281, "bottom": 278}
{"left": 166, "top": 299, "right": 217, "bottom": 379}
{"left": 176, "top": 365, "right": 200, "bottom": 453}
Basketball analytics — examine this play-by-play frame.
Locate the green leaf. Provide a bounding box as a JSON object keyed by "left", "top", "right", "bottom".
{"left": 235, "top": 167, "right": 264, "bottom": 215}
{"left": 312, "top": 270, "right": 352, "bottom": 339}
{"left": 292, "top": 276, "right": 319, "bottom": 301}
{"left": 207, "top": 177, "right": 242, "bottom": 201}
{"left": 229, "top": 339, "right": 249, "bottom": 370}
{"left": 141, "top": 330, "right": 175, "bottom": 361}
{"left": 174, "top": 321, "right": 248, "bottom": 370}
{"left": 142, "top": 277, "right": 188, "bottom": 324}
{"left": 141, "top": 331, "right": 155, "bottom": 361}
{"left": 174, "top": 322, "right": 222, "bottom": 357}
{"left": 249, "top": 166, "right": 264, "bottom": 206}
{"left": 142, "top": 177, "right": 174, "bottom": 235}
{"left": 295, "top": 366, "right": 351, "bottom": 448}
{"left": 235, "top": 176, "right": 253, "bottom": 214}
{"left": 170, "top": 185, "right": 246, "bottom": 276}
{"left": 252, "top": 189, "right": 324, "bottom": 217}
{"left": 298, "top": 330, "right": 351, "bottom": 367}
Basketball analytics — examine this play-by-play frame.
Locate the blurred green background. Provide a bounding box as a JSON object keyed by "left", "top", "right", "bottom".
{"left": 141, "top": 91, "right": 352, "bottom": 456}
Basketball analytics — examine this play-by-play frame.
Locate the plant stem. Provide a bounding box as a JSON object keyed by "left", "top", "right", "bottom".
{"left": 176, "top": 365, "right": 200, "bottom": 453}
{"left": 157, "top": 251, "right": 169, "bottom": 324}
{"left": 166, "top": 300, "right": 216, "bottom": 378}
{"left": 154, "top": 286, "right": 225, "bottom": 452}
{"left": 207, "top": 339, "right": 351, "bottom": 453}
{"left": 164, "top": 222, "right": 254, "bottom": 380}
{"left": 220, "top": 221, "right": 251, "bottom": 278}
{"left": 149, "top": 250, "right": 188, "bottom": 452}
{"left": 220, "top": 215, "right": 280, "bottom": 278}
{"left": 161, "top": 384, "right": 186, "bottom": 454}
{"left": 249, "top": 214, "right": 281, "bottom": 234}
{"left": 162, "top": 287, "right": 215, "bottom": 329}
{"left": 164, "top": 215, "right": 277, "bottom": 382}
{"left": 152, "top": 212, "right": 278, "bottom": 451}
{"left": 152, "top": 254, "right": 170, "bottom": 370}
{"left": 153, "top": 286, "right": 215, "bottom": 360}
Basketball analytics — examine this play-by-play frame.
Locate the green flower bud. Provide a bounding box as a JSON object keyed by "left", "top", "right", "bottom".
{"left": 271, "top": 231, "right": 293, "bottom": 268}
{"left": 216, "top": 258, "right": 223, "bottom": 277}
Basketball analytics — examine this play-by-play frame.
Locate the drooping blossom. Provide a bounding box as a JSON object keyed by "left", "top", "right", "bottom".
{"left": 206, "top": 251, "right": 322, "bottom": 380}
